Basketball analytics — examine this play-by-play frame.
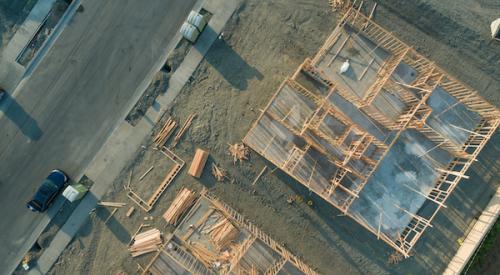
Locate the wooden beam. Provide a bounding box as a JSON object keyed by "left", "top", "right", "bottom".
{"left": 252, "top": 166, "right": 268, "bottom": 186}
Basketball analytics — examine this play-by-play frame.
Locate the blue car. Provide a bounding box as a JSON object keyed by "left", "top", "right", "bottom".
{"left": 27, "top": 170, "right": 68, "bottom": 212}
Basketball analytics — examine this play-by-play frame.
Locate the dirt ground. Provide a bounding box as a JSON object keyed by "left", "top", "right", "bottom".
{"left": 43, "top": 0, "right": 499, "bottom": 274}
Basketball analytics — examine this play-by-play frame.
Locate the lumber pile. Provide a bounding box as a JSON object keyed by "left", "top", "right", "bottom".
{"left": 129, "top": 228, "right": 162, "bottom": 257}
{"left": 188, "top": 148, "right": 209, "bottom": 178}
{"left": 211, "top": 164, "right": 227, "bottom": 182}
{"left": 206, "top": 217, "right": 239, "bottom": 249}
{"left": 171, "top": 113, "right": 196, "bottom": 148}
{"left": 163, "top": 188, "right": 197, "bottom": 225}
{"left": 228, "top": 143, "right": 249, "bottom": 164}
{"left": 154, "top": 117, "right": 177, "bottom": 147}
{"left": 187, "top": 242, "right": 219, "bottom": 267}
{"left": 329, "top": 0, "right": 350, "bottom": 11}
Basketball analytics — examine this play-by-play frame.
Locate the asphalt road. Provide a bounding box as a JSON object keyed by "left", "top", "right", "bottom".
{"left": 0, "top": 0, "right": 196, "bottom": 273}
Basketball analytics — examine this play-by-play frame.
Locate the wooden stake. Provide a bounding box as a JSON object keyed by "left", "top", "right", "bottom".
{"left": 126, "top": 206, "right": 135, "bottom": 218}
{"left": 104, "top": 208, "right": 118, "bottom": 224}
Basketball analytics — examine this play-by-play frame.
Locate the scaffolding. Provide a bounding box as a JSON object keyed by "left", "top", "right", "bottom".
{"left": 243, "top": 6, "right": 499, "bottom": 257}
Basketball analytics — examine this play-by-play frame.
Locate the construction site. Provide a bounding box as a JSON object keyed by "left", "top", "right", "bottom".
{"left": 244, "top": 6, "right": 499, "bottom": 257}
{"left": 5, "top": 0, "right": 499, "bottom": 274}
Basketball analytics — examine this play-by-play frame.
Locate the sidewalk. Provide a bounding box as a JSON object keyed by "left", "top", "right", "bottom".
{"left": 28, "top": 0, "right": 239, "bottom": 273}
{"left": 443, "top": 186, "right": 500, "bottom": 275}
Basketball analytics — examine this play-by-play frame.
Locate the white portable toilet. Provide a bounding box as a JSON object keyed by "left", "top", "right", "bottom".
{"left": 180, "top": 22, "right": 200, "bottom": 43}
{"left": 187, "top": 10, "right": 207, "bottom": 32}
{"left": 491, "top": 18, "right": 500, "bottom": 41}
{"left": 62, "top": 184, "right": 88, "bottom": 202}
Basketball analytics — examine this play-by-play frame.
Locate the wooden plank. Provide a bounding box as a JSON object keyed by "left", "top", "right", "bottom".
{"left": 139, "top": 166, "right": 154, "bottom": 181}
{"left": 104, "top": 208, "right": 118, "bottom": 224}
{"left": 126, "top": 206, "right": 135, "bottom": 218}
{"left": 251, "top": 166, "right": 267, "bottom": 186}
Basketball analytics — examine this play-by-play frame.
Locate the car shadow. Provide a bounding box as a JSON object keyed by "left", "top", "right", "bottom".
{"left": 1, "top": 92, "right": 43, "bottom": 140}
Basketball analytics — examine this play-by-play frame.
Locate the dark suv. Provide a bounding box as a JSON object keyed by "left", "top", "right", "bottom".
{"left": 27, "top": 170, "right": 68, "bottom": 212}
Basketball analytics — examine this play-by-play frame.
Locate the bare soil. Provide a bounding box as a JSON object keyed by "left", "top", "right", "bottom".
{"left": 46, "top": 0, "right": 500, "bottom": 275}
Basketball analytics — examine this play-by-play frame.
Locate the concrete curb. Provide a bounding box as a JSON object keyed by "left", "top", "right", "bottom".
{"left": 443, "top": 187, "right": 500, "bottom": 275}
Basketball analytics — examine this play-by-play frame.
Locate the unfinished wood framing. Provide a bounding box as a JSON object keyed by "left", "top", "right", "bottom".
{"left": 243, "top": 5, "right": 500, "bottom": 257}
{"left": 127, "top": 146, "right": 185, "bottom": 212}
{"left": 143, "top": 189, "right": 317, "bottom": 275}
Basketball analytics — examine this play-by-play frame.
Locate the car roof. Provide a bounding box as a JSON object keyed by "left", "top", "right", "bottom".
{"left": 34, "top": 179, "right": 59, "bottom": 201}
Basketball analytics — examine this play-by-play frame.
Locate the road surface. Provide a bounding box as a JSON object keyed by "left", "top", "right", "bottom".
{"left": 0, "top": 0, "right": 197, "bottom": 273}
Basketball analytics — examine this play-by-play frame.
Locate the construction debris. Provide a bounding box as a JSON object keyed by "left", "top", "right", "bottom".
{"left": 387, "top": 251, "right": 405, "bottom": 264}
{"left": 163, "top": 188, "right": 197, "bottom": 225}
{"left": 187, "top": 241, "right": 219, "bottom": 267}
{"left": 329, "top": 0, "right": 350, "bottom": 11}
{"left": 98, "top": 201, "right": 126, "bottom": 208}
{"left": 251, "top": 166, "right": 267, "bottom": 186}
{"left": 128, "top": 228, "right": 162, "bottom": 257}
{"left": 188, "top": 148, "right": 209, "bottom": 178}
{"left": 171, "top": 113, "right": 196, "bottom": 148}
{"left": 228, "top": 143, "right": 249, "bottom": 164}
{"left": 211, "top": 164, "right": 227, "bottom": 182}
{"left": 126, "top": 206, "right": 135, "bottom": 218}
{"left": 153, "top": 117, "right": 177, "bottom": 147}
{"left": 206, "top": 217, "right": 239, "bottom": 250}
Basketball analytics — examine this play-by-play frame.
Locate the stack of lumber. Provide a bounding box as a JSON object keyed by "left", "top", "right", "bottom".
{"left": 207, "top": 217, "right": 239, "bottom": 249}
{"left": 163, "top": 188, "right": 197, "bottom": 224}
{"left": 228, "top": 143, "right": 249, "bottom": 164}
{"left": 129, "top": 228, "right": 162, "bottom": 257}
{"left": 171, "top": 113, "right": 196, "bottom": 148}
{"left": 154, "top": 117, "right": 177, "bottom": 147}
{"left": 188, "top": 148, "right": 209, "bottom": 178}
{"left": 188, "top": 242, "right": 219, "bottom": 267}
{"left": 211, "top": 164, "right": 227, "bottom": 182}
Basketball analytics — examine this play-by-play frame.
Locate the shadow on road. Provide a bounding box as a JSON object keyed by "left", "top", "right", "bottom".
{"left": 200, "top": 26, "right": 263, "bottom": 90}
{"left": 1, "top": 92, "right": 43, "bottom": 140}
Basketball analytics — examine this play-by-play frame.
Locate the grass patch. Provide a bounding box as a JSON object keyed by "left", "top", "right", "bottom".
{"left": 465, "top": 217, "right": 500, "bottom": 273}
